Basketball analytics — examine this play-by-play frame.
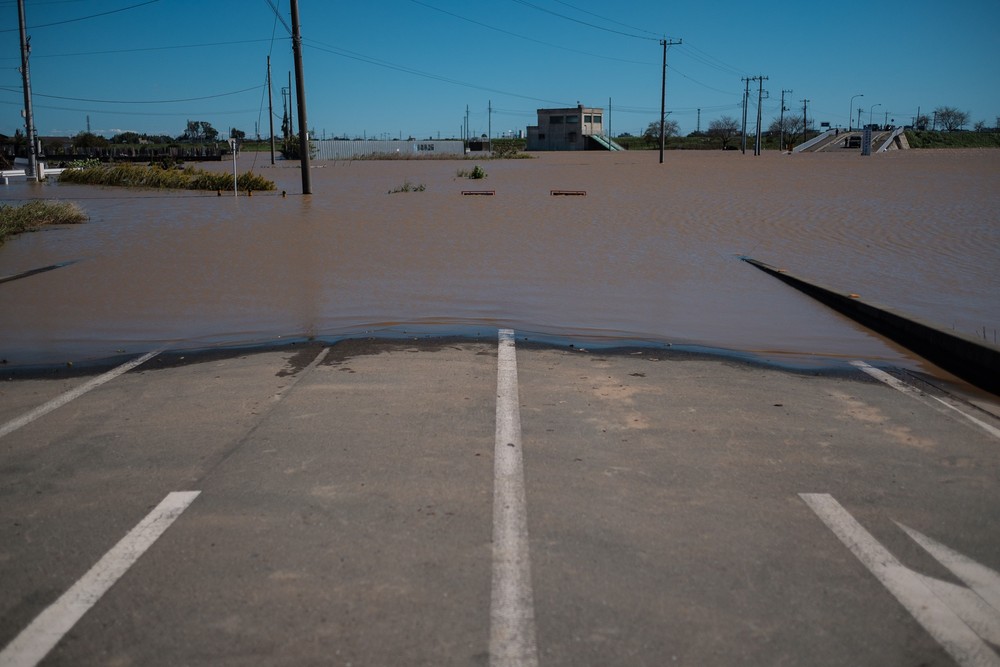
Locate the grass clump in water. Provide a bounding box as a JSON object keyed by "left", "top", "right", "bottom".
{"left": 388, "top": 180, "right": 426, "bottom": 194}
{"left": 456, "top": 165, "right": 487, "bottom": 179}
{"left": 59, "top": 163, "right": 276, "bottom": 192}
{"left": 0, "top": 200, "right": 87, "bottom": 245}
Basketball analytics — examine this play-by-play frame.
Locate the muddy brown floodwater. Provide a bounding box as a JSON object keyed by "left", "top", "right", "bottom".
{"left": 1, "top": 149, "right": 998, "bottom": 378}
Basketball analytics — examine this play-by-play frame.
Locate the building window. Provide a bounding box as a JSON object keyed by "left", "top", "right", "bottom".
{"left": 584, "top": 115, "right": 592, "bottom": 123}
{"left": 593, "top": 115, "right": 602, "bottom": 124}
{"left": 538, "top": 133, "right": 546, "bottom": 140}
{"left": 550, "top": 116, "right": 564, "bottom": 124}
{"left": 566, "top": 115, "right": 580, "bottom": 124}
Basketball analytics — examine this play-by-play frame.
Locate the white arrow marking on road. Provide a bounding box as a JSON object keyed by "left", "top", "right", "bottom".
{"left": 801, "top": 493, "right": 1000, "bottom": 667}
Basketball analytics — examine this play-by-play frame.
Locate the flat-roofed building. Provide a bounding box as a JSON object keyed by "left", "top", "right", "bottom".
{"left": 526, "top": 105, "right": 622, "bottom": 151}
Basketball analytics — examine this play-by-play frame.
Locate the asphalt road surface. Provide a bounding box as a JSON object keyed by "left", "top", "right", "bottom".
{"left": 2, "top": 335, "right": 999, "bottom": 667}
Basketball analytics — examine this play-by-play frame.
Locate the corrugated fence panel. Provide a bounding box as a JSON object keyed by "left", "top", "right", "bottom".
{"left": 312, "top": 140, "right": 465, "bottom": 160}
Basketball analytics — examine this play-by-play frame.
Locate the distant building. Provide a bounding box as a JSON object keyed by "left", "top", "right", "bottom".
{"left": 526, "top": 105, "right": 621, "bottom": 151}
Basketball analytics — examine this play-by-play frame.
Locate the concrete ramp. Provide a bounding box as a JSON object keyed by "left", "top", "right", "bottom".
{"left": 588, "top": 134, "right": 624, "bottom": 151}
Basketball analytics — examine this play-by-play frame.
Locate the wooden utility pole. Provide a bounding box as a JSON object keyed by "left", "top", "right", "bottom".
{"left": 290, "top": 0, "right": 311, "bottom": 194}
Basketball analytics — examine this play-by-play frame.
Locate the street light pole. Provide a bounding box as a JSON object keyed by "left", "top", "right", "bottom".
{"left": 869, "top": 103, "right": 881, "bottom": 128}
{"left": 849, "top": 94, "right": 863, "bottom": 131}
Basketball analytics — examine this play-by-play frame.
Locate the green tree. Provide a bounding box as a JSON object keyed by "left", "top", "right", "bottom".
{"left": 111, "top": 131, "right": 142, "bottom": 144}
{"left": 181, "top": 120, "right": 219, "bottom": 142}
{"left": 73, "top": 131, "right": 108, "bottom": 149}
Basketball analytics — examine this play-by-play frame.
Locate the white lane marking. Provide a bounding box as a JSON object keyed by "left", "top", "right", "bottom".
{"left": 0, "top": 349, "right": 162, "bottom": 440}
{"left": 800, "top": 493, "right": 1000, "bottom": 667}
{"left": 0, "top": 491, "right": 200, "bottom": 667}
{"left": 850, "top": 360, "right": 1000, "bottom": 440}
{"left": 490, "top": 329, "right": 539, "bottom": 667}
{"left": 897, "top": 522, "right": 1000, "bottom": 615}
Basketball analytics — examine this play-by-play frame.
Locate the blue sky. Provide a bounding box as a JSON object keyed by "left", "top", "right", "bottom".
{"left": 2, "top": 0, "right": 998, "bottom": 140}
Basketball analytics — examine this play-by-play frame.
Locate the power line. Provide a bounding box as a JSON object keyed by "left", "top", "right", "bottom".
{"left": 0, "top": 84, "right": 263, "bottom": 104}
{"left": 302, "top": 38, "right": 573, "bottom": 107}
{"left": 409, "top": 0, "right": 656, "bottom": 66}
{"left": 547, "top": 0, "right": 661, "bottom": 39}
{"left": 0, "top": 0, "right": 160, "bottom": 33}
{"left": 0, "top": 97, "right": 257, "bottom": 116}
{"left": 509, "top": 0, "right": 661, "bottom": 41}
{"left": 262, "top": 0, "right": 291, "bottom": 36}
{"left": 676, "top": 41, "right": 748, "bottom": 77}
{"left": 0, "top": 39, "right": 277, "bottom": 61}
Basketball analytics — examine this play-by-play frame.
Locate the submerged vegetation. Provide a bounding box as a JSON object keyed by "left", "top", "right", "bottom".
{"left": 59, "top": 163, "right": 276, "bottom": 192}
{"left": 0, "top": 200, "right": 87, "bottom": 245}
{"left": 388, "top": 180, "right": 426, "bottom": 194}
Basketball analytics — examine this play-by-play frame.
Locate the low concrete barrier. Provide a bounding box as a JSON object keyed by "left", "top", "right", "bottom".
{"left": 743, "top": 257, "right": 1000, "bottom": 395}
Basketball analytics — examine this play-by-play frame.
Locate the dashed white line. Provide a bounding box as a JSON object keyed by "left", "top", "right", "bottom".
{"left": 490, "top": 329, "right": 539, "bottom": 667}
{"left": 0, "top": 491, "right": 200, "bottom": 667}
{"left": 0, "top": 349, "right": 162, "bottom": 440}
{"left": 801, "top": 493, "right": 1000, "bottom": 667}
{"left": 850, "top": 360, "right": 1000, "bottom": 440}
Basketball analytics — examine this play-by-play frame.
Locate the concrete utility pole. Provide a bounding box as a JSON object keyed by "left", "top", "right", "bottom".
{"left": 290, "top": 0, "right": 311, "bottom": 194}
{"left": 754, "top": 76, "right": 768, "bottom": 156}
{"left": 740, "top": 77, "right": 751, "bottom": 154}
{"left": 659, "top": 37, "right": 681, "bottom": 164}
{"left": 801, "top": 99, "right": 810, "bottom": 143}
{"left": 267, "top": 56, "right": 276, "bottom": 165}
{"left": 17, "top": 0, "right": 38, "bottom": 180}
{"left": 779, "top": 89, "right": 792, "bottom": 151}
{"left": 288, "top": 72, "right": 294, "bottom": 139}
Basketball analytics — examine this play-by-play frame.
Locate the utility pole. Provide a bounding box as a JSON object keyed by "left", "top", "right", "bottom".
{"left": 288, "top": 72, "right": 294, "bottom": 139}
{"left": 754, "top": 76, "right": 768, "bottom": 156}
{"left": 488, "top": 100, "right": 492, "bottom": 153}
{"left": 267, "top": 56, "right": 275, "bottom": 165}
{"left": 779, "top": 89, "right": 792, "bottom": 152}
{"left": 17, "top": 0, "right": 38, "bottom": 180}
{"left": 740, "top": 77, "right": 751, "bottom": 154}
{"left": 659, "top": 37, "right": 681, "bottom": 164}
{"left": 465, "top": 105, "right": 469, "bottom": 152}
{"left": 290, "top": 0, "right": 311, "bottom": 193}
{"left": 801, "top": 99, "right": 810, "bottom": 143}
{"left": 696, "top": 108, "right": 701, "bottom": 135}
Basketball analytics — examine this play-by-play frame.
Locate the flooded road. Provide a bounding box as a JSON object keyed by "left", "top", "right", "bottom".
{"left": 1, "top": 149, "right": 998, "bottom": 375}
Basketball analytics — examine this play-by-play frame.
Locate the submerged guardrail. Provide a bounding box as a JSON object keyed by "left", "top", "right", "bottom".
{"left": 742, "top": 257, "right": 1000, "bottom": 395}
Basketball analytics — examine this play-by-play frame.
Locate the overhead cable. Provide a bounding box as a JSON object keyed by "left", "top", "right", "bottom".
{"left": 0, "top": 0, "right": 160, "bottom": 33}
